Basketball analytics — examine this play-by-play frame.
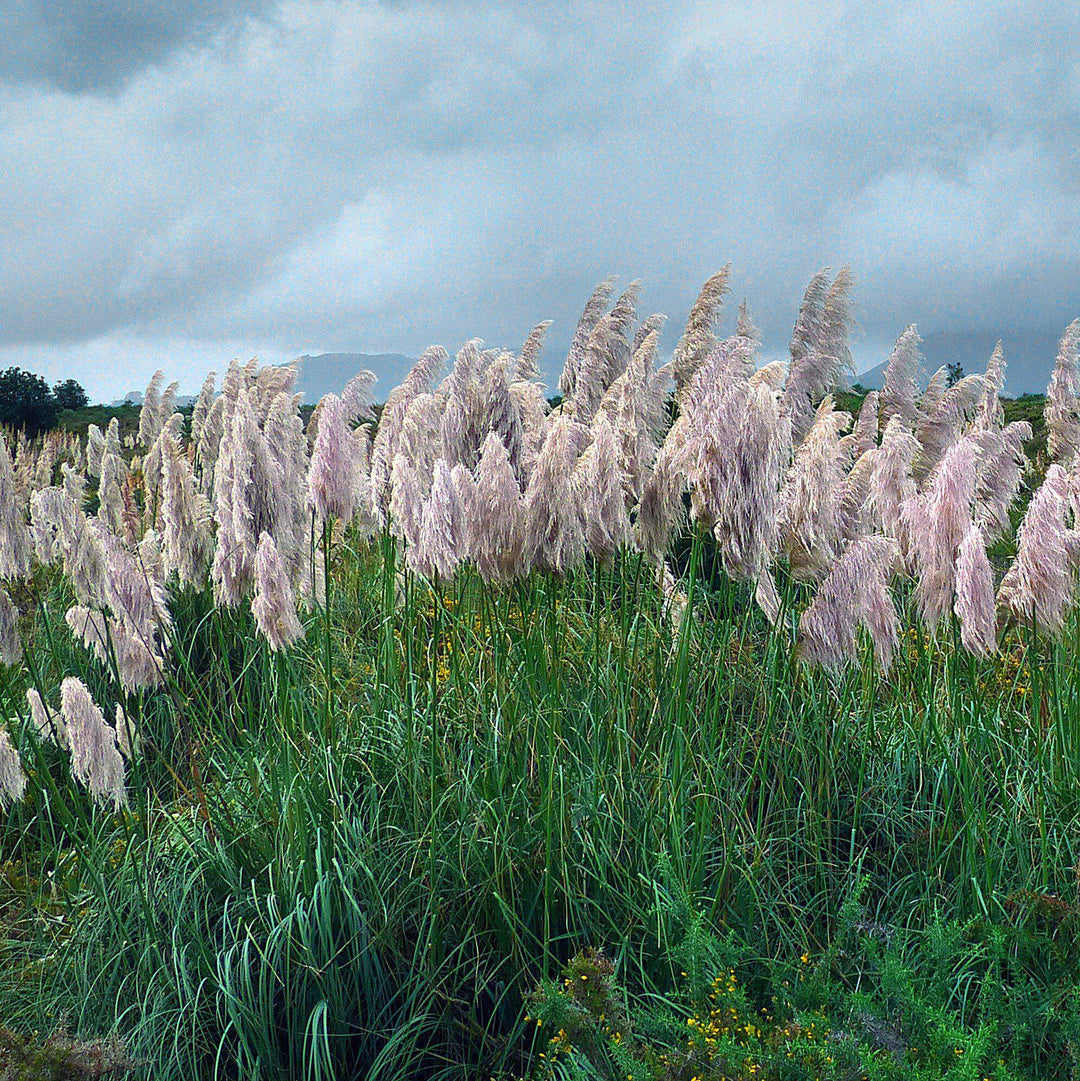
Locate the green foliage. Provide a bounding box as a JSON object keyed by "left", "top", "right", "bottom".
{"left": 0, "top": 1024, "right": 135, "bottom": 1080}
{"left": 0, "top": 369, "right": 59, "bottom": 436}
{"left": 51, "top": 382, "right": 88, "bottom": 414}
{"left": 3, "top": 534, "right": 1080, "bottom": 1078}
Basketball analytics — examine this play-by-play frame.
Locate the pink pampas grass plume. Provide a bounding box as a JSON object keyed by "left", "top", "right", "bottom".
{"left": 573, "top": 412, "right": 630, "bottom": 563}
{"left": 633, "top": 312, "right": 666, "bottom": 356}
{"left": 191, "top": 370, "right": 216, "bottom": 447}
{"left": 837, "top": 449, "right": 877, "bottom": 546}
{"left": 161, "top": 429, "right": 213, "bottom": 587}
{"left": 636, "top": 414, "right": 689, "bottom": 562}
{"left": 670, "top": 267, "right": 732, "bottom": 399}
{"left": 784, "top": 267, "right": 854, "bottom": 443}
{"left": 27, "top": 687, "right": 66, "bottom": 748}
{"left": 482, "top": 354, "right": 526, "bottom": 480}
{"left": 342, "top": 370, "right": 377, "bottom": 425}
{"left": 866, "top": 416, "right": 920, "bottom": 553}
{"left": 252, "top": 532, "right": 305, "bottom": 651}
{"left": 523, "top": 415, "right": 588, "bottom": 576}
{"left": 971, "top": 421, "right": 1031, "bottom": 542}
{"left": 754, "top": 570, "right": 782, "bottom": 627}
{"left": 137, "top": 370, "right": 164, "bottom": 448}
{"left": 914, "top": 373, "right": 988, "bottom": 482}
{"left": 1045, "top": 319, "right": 1080, "bottom": 465}
{"left": 0, "top": 588, "right": 21, "bottom": 665}
{"left": 975, "top": 343, "right": 1007, "bottom": 430}
{"left": 879, "top": 325, "right": 922, "bottom": 431}
{"left": 839, "top": 391, "right": 879, "bottom": 460}
{"left": 656, "top": 560, "right": 689, "bottom": 636}
{"left": 517, "top": 321, "right": 552, "bottom": 382}
{"left": 86, "top": 424, "right": 105, "bottom": 478}
{"left": 998, "top": 465, "right": 1077, "bottom": 636}
{"left": 0, "top": 726, "right": 26, "bottom": 810}
{"left": 779, "top": 396, "right": 851, "bottom": 581}
{"left": 409, "top": 459, "right": 463, "bottom": 581}
{"left": 905, "top": 437, "right": 979, "bottom": 629}
{"left": 955, "top": 524, "right": 997, "bottom": 656}
{"left": 97, "top": 448, "right": 128, "bottom": 540}
{"left": 370, "top": 345, "right": 447, "bottom": 514}
{"left": 0, "top": 436, "right": 31, "bottom": 580}
{"left": 707, "top": 376, "right": 791, "bottom": 580}
{"left": 798, "top": 535, "right": 900, "bottom": 673}
{"left": 61, "top": 677, "right": 126, "bottom": 808}
{"left": 559, "top": 276, "right": 616, "bottom": 400}
{"left": 472, "top": 433, "right": 526, "bottom": 583}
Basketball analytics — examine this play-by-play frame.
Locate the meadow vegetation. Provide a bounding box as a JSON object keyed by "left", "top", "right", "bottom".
{"left": 2, "top": 269, "right": 1080, "bottom": 1079}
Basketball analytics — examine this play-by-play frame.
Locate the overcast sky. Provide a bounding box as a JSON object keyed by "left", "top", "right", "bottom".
{"left": 1, "top": 1, "right": 1078, "bottom": 400}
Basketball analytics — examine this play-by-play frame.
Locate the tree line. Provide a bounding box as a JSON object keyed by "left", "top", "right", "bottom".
{"left": 0, "top": 368, "right": 88, "bottom": 435}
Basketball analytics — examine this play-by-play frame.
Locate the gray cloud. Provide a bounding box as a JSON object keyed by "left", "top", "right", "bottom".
{"left": 0, "top": 0, "right": 274, "bottom": 92}
{"left": 1, "top": 0, "right": 1078, "bottom": 399}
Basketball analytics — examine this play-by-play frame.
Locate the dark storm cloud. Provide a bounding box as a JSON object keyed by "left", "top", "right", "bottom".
{"left": 0, "top": 0, "right": 274, "bottom": 92}
{"left": 1, "top": 0, "right": 1079, "bottom": 398}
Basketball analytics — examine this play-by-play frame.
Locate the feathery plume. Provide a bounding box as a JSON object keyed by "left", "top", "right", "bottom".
{"left": 191, "top": 370, "right": 216, "bottom": 448}
{"left": 409, "top": 459, "right": 463, "bottom": 580}
{"left": 61, "top": 677, "right": 126, "bottom": 808}
{"left": 670, "top": 267, "right": 731, "bottom": 397}
{"left": 86, "top": 424, "right": 105, "bottom": 477}
{"left": 524, "top": 416, "right": 588, "bottom": 576}
{"left": 27, "top": 687, "right": 66, "bottom": 747}
{"left": 559, "top": 276, "right": 616, "bottom": 399}
{"left": 784, "top": 268, "right": 854, "bottom": 444}
{"left": 837, "top": 449, "right": 877, "bottom": 545}
{"left": 998, "top": 465, "right": 1077, "bottom": 636}
{"left": 482, "top": 355, "right": 526, "bottom": 480}
{"left": 97, "top": 448, "right": 128, "bottom": 540}
{"left": 905, "top": 437, "right": 979, "bottom": 629}
{"left": 573, "top": 412, "right": 630, "bottom": 563}
{"left": 779, "top": 397, "right": 851, "bottom": 580}
{"left": 137, "top": 371, "right": 164, "bottom": 447}
{"left": 955, "top": 524, "right": 997, "bottom": 656}
{"left": 160, "top": 428, "right": 213, "bottom": 587}
{"left": 913, "top": 373, "right": 989, "bottom": 482}
{"left": 656, "top": 560, "right": 689, "bottom": 636}
{"left": 632, "top": 312, "right": 666, "bottom": 356}
{"left": 866, "top": 416, "right": 920, "bottom": 553}
{"left": 472, "top": 433, "right": 526, "bottom": 583}
{"left": 252, "top": 532, "right": 305, "bottom": 650}
{"left": 341, "top": 370, "right": 377, "bottom": 425}
{"left": 975, "top": 343, "right": 1006, "bottom": 430}
{"left": 754, "top": 570, "right": 782, "bottom": 627}
{"left": 735, "top": 298, "right": 760, "bottom": 344}
{"left": 798, "top": 535, "right": 899, "bottom": 673}
{"left": 0, "top": 588, "right": 21, "bottom": 665}
{"left": 370, "top": 346, "right": 447, "bottom": 514}
{"left": 879, "top": 325, "right": 922, "bottom": 431}
{"left": 788, "top": 268, "right": 832, "bottom": 370}
{"left": 517, "top": 320, "right": 552, "bottom": 382}
{"left": 0, "top": 726, "right": 26, "bottom": 810}
{"left": 971, "top": 421, "right": 1031, "bottom": 542}
{"left": 1045, "top": 319, "right": 1080, "bottom": 465}
{"left": 839, "top": 392, "right": 879, "bottom": 459}
{"left": 0, "top": 436, "right": 31, "bottom": 579}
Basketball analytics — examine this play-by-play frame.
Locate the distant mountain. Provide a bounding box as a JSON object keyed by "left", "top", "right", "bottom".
{"left": 857, "top": 328, "right": 1064, "bottom": 397}
{"left": 288, "top": 352, "right": 415, "bottom": 404}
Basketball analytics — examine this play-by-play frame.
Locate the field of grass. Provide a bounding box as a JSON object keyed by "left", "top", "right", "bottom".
{"left": 2, "top": 276, "right": 1080, "bottom": 1079}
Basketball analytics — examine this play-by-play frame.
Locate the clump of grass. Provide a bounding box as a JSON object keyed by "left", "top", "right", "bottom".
{"left": 0, "top": 1023, "right": 135, "bottom": 1080}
